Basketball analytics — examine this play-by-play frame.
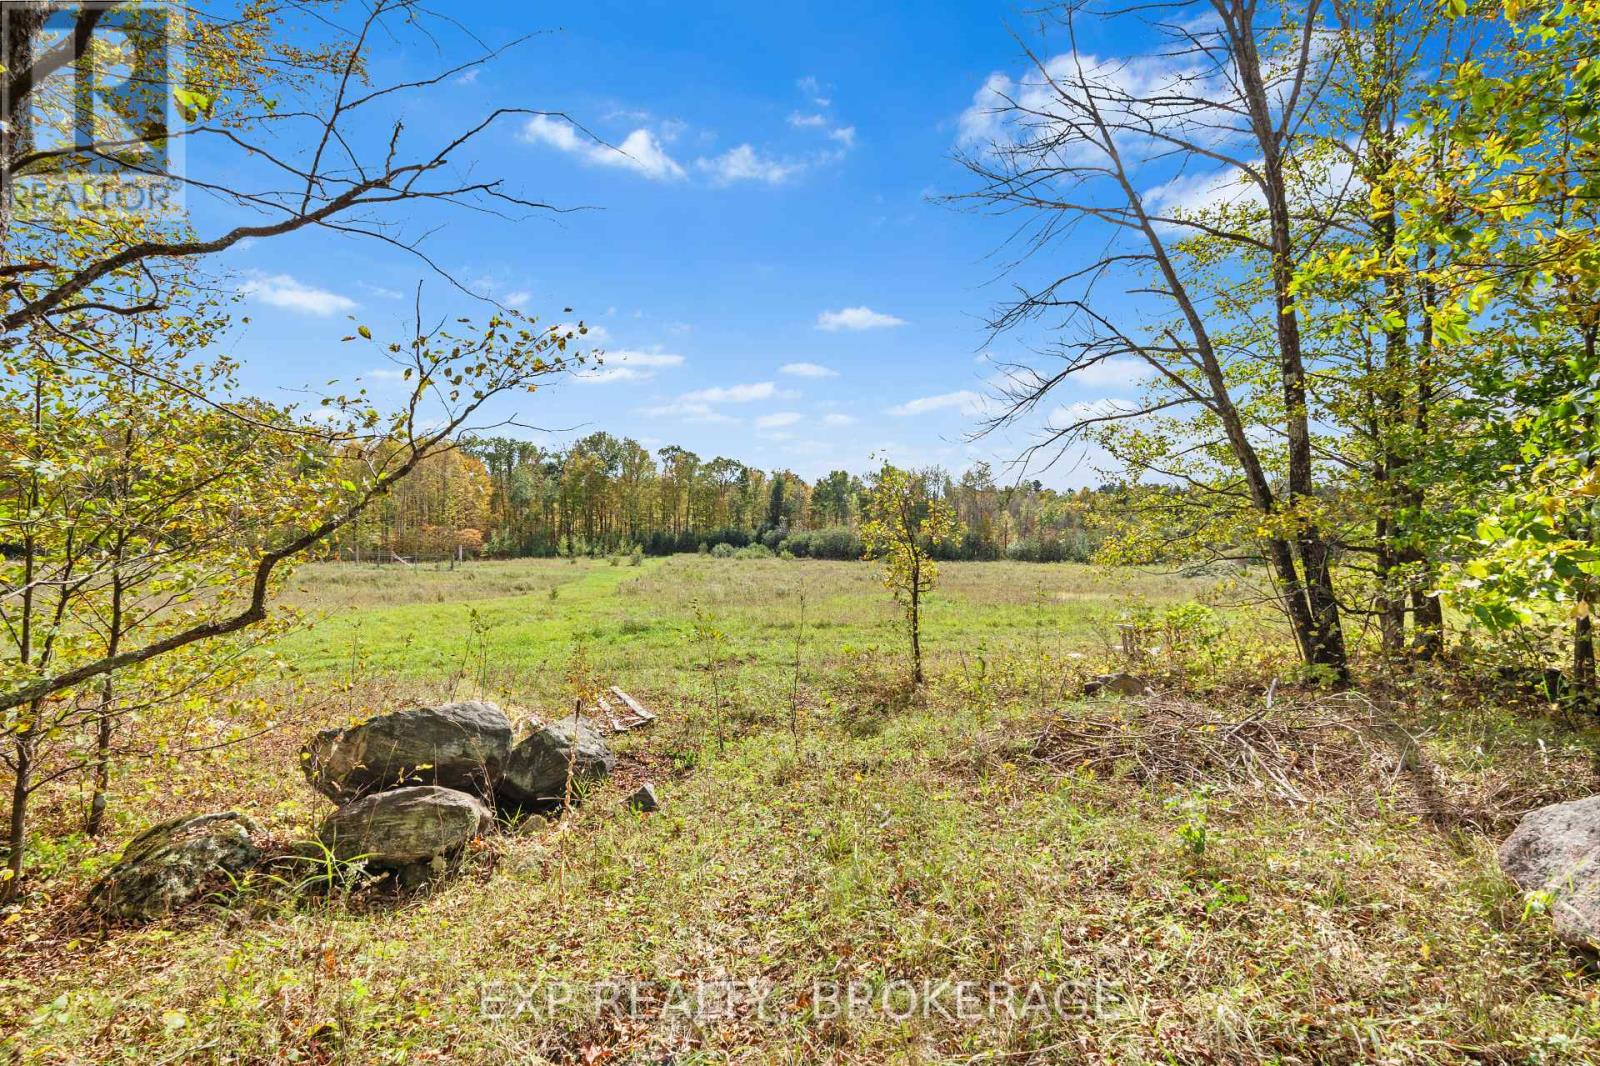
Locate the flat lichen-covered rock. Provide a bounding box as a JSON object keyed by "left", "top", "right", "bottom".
{"left": 1499, "top": 794, "right": 1600, "bottom": 948}
{"left": 1082, "top": 672, "right": 1152, "bottom": 697}
{"left": 496, "top": 717, "right": 615, "bottom": 810}
{"left": 300, "top": 700, "right": 513, "bottom": 803}
{"left": 85, "top": 811, "right": 263, "bottom": 922}
{"left": 318, "top": 785, "right": 493, "bottom": 886}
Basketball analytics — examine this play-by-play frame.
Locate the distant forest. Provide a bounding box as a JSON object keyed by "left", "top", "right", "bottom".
{"left": 329, "top": 432, "right": 1119, "bottom": 562}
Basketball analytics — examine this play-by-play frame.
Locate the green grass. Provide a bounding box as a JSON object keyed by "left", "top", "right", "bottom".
{"left": 273, "top": 557, "right": 1216, "bottom": 697}
{"left": 6, "top": 558, "right": 1598, "bottom": 1064}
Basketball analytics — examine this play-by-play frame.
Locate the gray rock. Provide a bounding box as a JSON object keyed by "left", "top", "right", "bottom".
{"left": 86, "top": 812, "right": 262, "bottom": 921}
{"left": 626, "top": 782, "right": 660, "bottom": 812}
{"left": 1083, "top": 673, "right": 1151, "bottom": 698}
{"left": 318, "top": 785, "right": 493, "bottom": 885}
{"left": 301, "top": 700, "right": 513, "bottom": 803}
{"left": 497, "top": 717, "right": 615, "bottom": 809}
{"left": 1499, "top": 794, "right": 1600, "bottom": 948}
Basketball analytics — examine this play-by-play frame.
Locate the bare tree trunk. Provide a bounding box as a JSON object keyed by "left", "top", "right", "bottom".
{"left": 1411, "top": 244, "right": 1446, "bottom": 659}
{"left": 1232, "top": 0, "right": 1348, "bottom": 678}
{"left": 2, "top": 733, "right": 31, "bottom": 902}
{"left": 1375, "top": 540, "right": 1406, "bottom": 656}
{"left": 910, "top": 562, "right": 924, "bottom": 685}
{"left": 1575, "top": 325, "right": 1599, "bottom": 703}
{"left": 86, "top": 696, "right": 113, "bottom": 837}
{"left": 1376, "top": 154, "right": 1410, "bottom": 658}
{"left": 2, "top": 382, "right": 42, "bottom": 903}
{"left": 1577, "top": 614, "right": 1595, "bottom": 698}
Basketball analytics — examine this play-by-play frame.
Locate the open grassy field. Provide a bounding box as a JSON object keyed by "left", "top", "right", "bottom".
{"left": 270, "top": 556, "right": 1220, "bottom": 687}
{"left": 6, "top": 558, "right": 1600, "bottom": 1064}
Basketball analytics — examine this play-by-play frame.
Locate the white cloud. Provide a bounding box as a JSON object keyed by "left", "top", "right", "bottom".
{"left": 887, "top": 390, "right": 990, "bottom": 417}
{"left": 680, "top": 381, "right": 778, "bottom": 404}
{"left": 816, "top": 306, "right": 906, "bottom": 331}
{"left": 638, "top": 401, "right": 737, "bottom": 424}
{"left": 780, "top": 361, "right": 838, "bottom": 378}
{"left": 240, "top": 273, "right": 357, "bottom": 317}
{"left": 573, "top": 347, "right": 684, "bottom": 385}
{"left": 611, "top": 350, "right": 684, "bottom": 367}
{"left": 640, "top": 380, "right": 788, "bottom": 421}
{"left": 1043, "top": 398, "right": 1139, "bottom": 430}
{"left": 957, "top": 72, "right": 1015, "bottom": 147}
{"left": 756, "top": 411, "right": 803, "bottom": 430}
{"left": 788, "top": 104, "right": 856, "bottom": 158}
{"left": 357, "top": 281, "right": 404, "bottom": 301}
{"left": 556, "top": 322, "right": 611, "bottom": 344}
{"left": 454, "top": 68, "right": 480, "bottom": 87}
{"left": 1063, "top": 356, "right": 1151, "bottom": 389}
{"left": 578, "top": 368, "right": 650, "bottom": 384}
{"left": 1142, "top": 149, "right": 1351, "bottom": 224}
{"left": 1143, "top": 165, "right": 1260, "bottom": 218}
{"left": 521, "top": 115, "right": 685, "bottom": 181}
{"left": 821, "top": 412, "right": 856, "bottom": 427}
{"left": 957, "top": 51, "right": 1243, "bottom": 169}
{"left": 504, "top": 289, "right": 531, "bottom": 308}
{"left": 695, "top": 144, "right": 799, "bottom": 185}
{"left": 608, "top": 129, "right": 687, "bottom": 179}
{"left": 798, "top": 75, "right": 831, "bottom": 107}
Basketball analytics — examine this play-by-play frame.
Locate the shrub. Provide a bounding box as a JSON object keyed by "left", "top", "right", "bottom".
{"left": 778, "top": 527, "right": 860, "bottom": 560}
{"left": 735, "top": 543, "right": 774, "bottom": 560}
{"left": 810, "top": 527, "right": 862, "bottom": 560}
{"left": 1005, "top": 533, "right": 1093, "bottom": 563}
{"left": 711, "top": 542, "right": 737, "bottom": 559}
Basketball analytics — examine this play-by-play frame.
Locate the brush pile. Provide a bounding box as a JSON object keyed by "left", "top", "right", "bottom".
{"left": 1029, "top": 688, "right": 1405, "bottom": 806}
{"left": 1029, "top": 683, "right": 1600, "bottom": 835}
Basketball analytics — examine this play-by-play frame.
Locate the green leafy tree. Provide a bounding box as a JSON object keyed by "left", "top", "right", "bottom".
{"left": 861, "top": 463, "right": 961, "bottom": 685}
{"left": 1374, "top": 0, "right": 1600, "bottom": 693}
{"left": 0, "top": 307, "right": 587, "bottom": 899}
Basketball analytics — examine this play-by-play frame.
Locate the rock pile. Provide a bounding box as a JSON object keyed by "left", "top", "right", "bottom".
{"left": 301, "top": 700, "right": 513, "bottom": 802}
{"left": 86, "top": 812, "right": 264, "bottom": 921}
{"left": 497, "top": 716, "right": 616, "bottom": 810}
{"left": 304, "top": 702, "right": 616, "bottom": 883}
{"left": 88, "top": 699, "right": 619, "bottom": 920}
{"left": 319, "top": 785, "right": 495, "bottom": 888}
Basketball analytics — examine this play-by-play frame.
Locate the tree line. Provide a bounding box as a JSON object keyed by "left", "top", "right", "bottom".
{"left": 331, "top": 432, "right": 1121, "bottom": 562}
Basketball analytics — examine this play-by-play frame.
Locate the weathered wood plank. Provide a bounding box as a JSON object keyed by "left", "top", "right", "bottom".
{"left": 595, "top": 693, "right": 624, "bottom": 733}
{"left": 610, "top": 686, "right": 657, "bottom": 721}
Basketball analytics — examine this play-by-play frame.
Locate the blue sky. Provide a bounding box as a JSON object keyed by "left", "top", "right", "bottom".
{"left": 205, "top": 2, "right": 1150, "bottom": 486}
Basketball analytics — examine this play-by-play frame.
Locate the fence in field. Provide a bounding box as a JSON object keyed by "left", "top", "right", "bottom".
{"left": 324, "top": 547, "right": 481, "bottom": 567}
